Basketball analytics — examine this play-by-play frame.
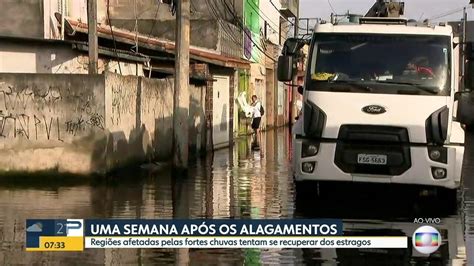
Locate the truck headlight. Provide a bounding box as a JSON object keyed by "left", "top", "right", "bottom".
{"left": 431, "top": 167, "right": 447, "bottom": 179}
{"left": 427, "top": 146, "right": 447, "bottom": 164}
{"left": 429, "top": 150, "right": 441, "bottom": 160}
{"left": 302, "top": 142, "right": 319, "bottom": 158}
{"left": 302, "top": 162, "right": 316, "bottom": 173}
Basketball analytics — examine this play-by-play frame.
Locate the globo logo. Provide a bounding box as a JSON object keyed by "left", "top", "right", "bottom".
{"left": 412, "top": 225, "right": 442, "bottom": 254}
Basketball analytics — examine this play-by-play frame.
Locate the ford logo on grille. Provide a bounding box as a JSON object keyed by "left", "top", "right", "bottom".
{"left": 362, "top": 105, "right": 386, "bottom": 114}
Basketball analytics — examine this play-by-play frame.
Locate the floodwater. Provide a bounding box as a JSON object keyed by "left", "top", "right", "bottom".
{"left": 0, "top": 128, "right": 472, "bottom": 265}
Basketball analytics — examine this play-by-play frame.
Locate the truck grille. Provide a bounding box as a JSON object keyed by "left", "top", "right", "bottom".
{"left": 334, "top": 125, "right": 412, "bottom": 176}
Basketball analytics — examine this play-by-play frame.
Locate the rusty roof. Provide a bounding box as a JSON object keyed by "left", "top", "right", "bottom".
{"left": 64, "top": 17, "right": 251, "bottom": 70}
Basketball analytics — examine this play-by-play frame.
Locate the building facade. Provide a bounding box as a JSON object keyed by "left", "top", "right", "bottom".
{"left": 0, "top": 0, "right": 298, "bottom": 174}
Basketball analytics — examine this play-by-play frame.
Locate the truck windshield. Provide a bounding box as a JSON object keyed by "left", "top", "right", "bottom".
{"left": 308, "top": 34, "right": 451, "bottom": 96}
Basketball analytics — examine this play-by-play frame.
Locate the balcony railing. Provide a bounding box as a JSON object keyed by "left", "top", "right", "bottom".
{"left": 217, "top": 20, "right": 243, "bottom": 59}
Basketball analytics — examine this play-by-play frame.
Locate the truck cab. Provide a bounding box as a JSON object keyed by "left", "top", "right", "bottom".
{"left": 278, "top": 17, "right": 474, "bottom": 199}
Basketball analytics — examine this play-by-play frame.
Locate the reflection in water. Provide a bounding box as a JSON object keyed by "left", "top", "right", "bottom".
{"left": 0, "top": 128, "right": 471, "bottom": 265}
{"left": 462, "top": 131, "right": 474, "bottom": 266}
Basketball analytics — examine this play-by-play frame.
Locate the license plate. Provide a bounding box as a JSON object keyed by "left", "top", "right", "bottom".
{"left": 357, "top": 154, "right": 387, "bottom": 165}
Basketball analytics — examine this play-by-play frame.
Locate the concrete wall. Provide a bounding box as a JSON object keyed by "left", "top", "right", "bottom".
{"left": 106, "top": 0, "right": 243, "bottom": 22}
{"left": 259, "top": 1, "right": 281, "bottom": 46}
{"left": 0, "top": 41, "right": 79, "bottom": 74}
{"left": 0, "top": 73, "right": 107, "bottom": 174}
{"left": 109, "top": 18, "right": 221, "bottom": 51}
{"left": 0, "top": 0, "right": 44, "bottom": 38}
{"left": 105, "top": 0, "right": 243, "bottom": 54}
{"left": 0, "top": 39, "right": 143, "bottom": 76}
{"left": 104, "top": 74, "right": 206, "bottom": 170}
{"left": 264, "top": 43, "right": 279, "bottom": 128}
{"left": 65, "top": 0, "right": 107, "bottom": 25}
{"left": 0, "top": 73, "right": 207, "bottom": 175}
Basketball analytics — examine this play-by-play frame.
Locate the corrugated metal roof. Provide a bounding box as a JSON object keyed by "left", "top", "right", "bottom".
{"left": 64, "top": 17, "right": 251, "bottom": 70}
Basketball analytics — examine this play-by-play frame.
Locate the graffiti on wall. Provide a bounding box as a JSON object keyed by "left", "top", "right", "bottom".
{"left": 140, "top": 79, "right": 173, "bottom": 120}
{"left": 0, "top": 81, "right": 104, "bottom": 141}
{"left": 111, "top": 83, "right": 136, "bottom": 126}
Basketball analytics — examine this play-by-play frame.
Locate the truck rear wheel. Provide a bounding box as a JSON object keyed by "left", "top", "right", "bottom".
{"left": 437, "top": 188, "right": 459, "bottom": 210}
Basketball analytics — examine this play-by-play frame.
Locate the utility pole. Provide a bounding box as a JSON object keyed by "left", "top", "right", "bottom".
{"left": 173, "top": 0, "right": 190, "bottom": 170}
{"left": 60, "top": 0, "right": 65, "bottom": 39}
{"left": 87, "top": 0, "right": 98, "bottom": 74}
{"left": 463, "top": 7, "right": 468, "bottom": 88}
{"left": 291, "top": 8, "right": 299, "bottom": 123}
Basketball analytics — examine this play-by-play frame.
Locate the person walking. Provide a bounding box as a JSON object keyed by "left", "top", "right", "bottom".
{"left": 251, "top": 95, "right": 263, "bottom": 150}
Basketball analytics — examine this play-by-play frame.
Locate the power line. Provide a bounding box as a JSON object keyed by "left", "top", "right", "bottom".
{"left": 430, "top": 9, "right": 464, "bottom": 20}
{"left": 418, "top": 12, "right": 424, "bottom": 21}
{"left": 268, "top": 0, "right": 308, "bottom": 33}
{"left": 107, "top": 0, "right": 278, "bottom": 63}
{"left": 219, "top": 0, "right": 278, "bottom": 61}
{"left": 106, "top": 0, "right": 122, "bottom": 75}
{"left": 214, "top": 0, "right": 276, "bottom": 62}
{"left": 244, "top": 0, "right": 280, "bottom": 32}
{"left": 327, "top": 0, "right": 336, "bottom": 14}
{"left": 269, "top": 0, "right": 293, "bottom": 26}
{"left": 207, "top": 0, "right": 271, "bottom": 63}
{"left": 112, "top": 2, "right": 160, "bottom": 31}
{"left": 205, "top": 0, "right": 242, "bottom": 45}
{"left": 215, "top": 0, "right": 279, "bottom": 61}
{"left": 133, "top": 0, "right": 139, "bottom": 54}
{"left": 428, "top": 7, "right": 465, "bottom": 21}
{"left": 236, "top": 9, "right": 276, "bottom": 58}
{"left": 243, "top": 26, "right": 277, "bottom": 62}
{"left": 236, "top": 0, "right": 292, "bottom": 34}
{"left": 224, "top": 0, "right": 291, "bottom": 42}
{"left": 269, "top": 0, "right": 292, "bottom": 25}
{"left": 144, "top": 0, "right": 162, "bottom": 44}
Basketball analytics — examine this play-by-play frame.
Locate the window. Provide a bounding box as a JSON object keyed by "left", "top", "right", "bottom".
{"left": 308, "top": 33, "right": 451, "bottom": 96}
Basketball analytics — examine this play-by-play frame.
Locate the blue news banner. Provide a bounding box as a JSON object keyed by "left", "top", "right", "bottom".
{"left": 26, "top": 219, "right": 408, "bottom": 250}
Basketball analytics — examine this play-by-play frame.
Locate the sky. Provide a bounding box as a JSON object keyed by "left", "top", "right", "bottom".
{"left": 299, "top": 0, "right": 474, "bottom": 22}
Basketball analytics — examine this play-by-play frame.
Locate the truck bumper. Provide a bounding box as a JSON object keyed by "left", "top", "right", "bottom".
{"left": 293, "top": 138, "right": 464, "bottom": 190}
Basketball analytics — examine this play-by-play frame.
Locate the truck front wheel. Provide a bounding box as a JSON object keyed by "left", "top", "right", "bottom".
{"left": 294, "top": 180, "right": 322, "bottom": 207}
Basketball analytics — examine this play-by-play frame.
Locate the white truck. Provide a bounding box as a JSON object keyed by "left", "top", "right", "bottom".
{"left": 278, "top": 10, "right": 474, "bottom": 201}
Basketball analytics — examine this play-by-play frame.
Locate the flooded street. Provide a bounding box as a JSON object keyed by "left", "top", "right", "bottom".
{"left": 0, "top": 128, "right": 472, "bottom": 265}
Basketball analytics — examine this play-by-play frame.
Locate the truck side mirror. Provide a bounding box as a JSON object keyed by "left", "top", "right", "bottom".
{"left": 465, "top": 60, "right": 474, "bottom": 90}
{"left": 277, "top": 55, "right": 294, "bottom": 82}
{"left": 456, "top": 91, "right": 474, "bottom": 127}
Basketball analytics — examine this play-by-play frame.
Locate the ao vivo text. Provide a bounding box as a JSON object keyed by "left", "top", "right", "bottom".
{"left": 413, "top": 218, "right": 442, "bottom": 224}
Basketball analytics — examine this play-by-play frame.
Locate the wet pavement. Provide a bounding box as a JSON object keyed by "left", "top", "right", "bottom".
{"left": 0, "top": 127, "right": 472, "bottom": 265}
